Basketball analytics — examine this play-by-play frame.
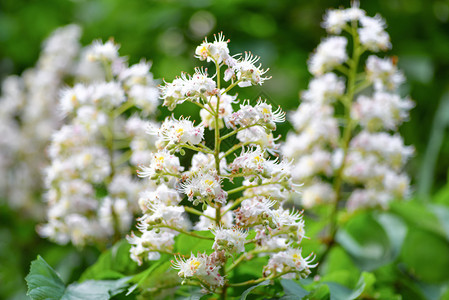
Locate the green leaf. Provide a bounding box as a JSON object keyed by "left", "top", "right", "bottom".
{"left": 80, "top": 240, "right": 135, "bottom": 281}
{"left": 27, "top": 256, "right": 131, "bottom": 300}
{"left": 374, "top": 212, "right": 407, "bottom": 258}
{"left": 320, "top": 246, "right": 360, "bottom": 288}
{"left": 401, "top": 228, "right": 449, "bottom": 283}
{"left": 62, "top": 277, "right": 130, "bottom": 300}
{"left": 391, "top": 200, "right": 447, "bottom": 240}
{"left": 175, "top": 231, "right": 214, "bottom": 254}
{"left": 336, "top": 229, "right": 386, "bottom": 271}
{"left": 280, "top": 279, "right": 309, "bottom": 299}
{"left": 26, "top": 255, "right": 66, "bottom": 300}
{"left": 428, "top": 204, "right": 449, "bottom": 240}
{"left": 336, "top": 212, "right": 405, "bottom": 271}
{"left": 325, "top": 272, "right": 366, "bottom": 300}
{"left": 240, "top": 280, "right": 270, "bottom": 300}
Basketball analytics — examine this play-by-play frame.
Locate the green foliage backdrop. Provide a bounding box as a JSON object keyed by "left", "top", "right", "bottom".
{"left": 1, "top": 0, "right": 449, "bottom": 299}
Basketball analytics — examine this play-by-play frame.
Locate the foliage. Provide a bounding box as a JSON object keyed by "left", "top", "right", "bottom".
{"left": 0, "top": 0, "right": 447, "bottom": 299}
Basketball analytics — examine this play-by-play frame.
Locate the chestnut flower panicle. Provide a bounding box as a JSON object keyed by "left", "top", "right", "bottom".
{"left": 128, "top": 33, "right": 315, "bottom": 295}
{"left": 283, "top": 3, "right": 413, "bottom": 211}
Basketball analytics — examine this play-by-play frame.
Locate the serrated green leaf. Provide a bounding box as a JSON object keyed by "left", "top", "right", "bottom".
{"left": 27, "top": 256, "right": 131, "bottom": 300}
{"left": 240, "top": 280, "right": 270, "bottom": 300}
{"left": 280, "top": 279, "right": 309, "bottom": 299}
{"left": 26, "top": 256, "right": 66, "bottom": 300}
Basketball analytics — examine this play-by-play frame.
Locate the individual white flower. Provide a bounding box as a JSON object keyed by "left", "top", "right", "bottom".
{"left": 160, "top": 76, "right": 188, "bottom": 110}
{"left": 74, "top": 105, "right": 108, "bottom": 132}
{"left": 138, "top": 184, "right": 181, "bottom": 212}
{"left": 150, "top": 116, "right": 204, "bottom": 148}
{"left": 230, "top": 146, "right": 267, "bottom": 175}
{"left": 366, "top": 55, "right": 404, "bottom": 91}
{"left": 290, "top": 149, "right": 333, "bottom": 180}
{"left": 73, "top": 146, "right": 111, "bottom": 183}
{"left": 138, "top": 150, "right": 184, "bottom": 179}
{"left": 308, "top": 37, "right": 348, "bottom": 76}
{"left": 301, "top": 72, "right": 345, "bottom": 104}
{"left": 383, "top": 171, "right": 411, "bottom": 199}
{"left": 128, "top": 84, "right": 160, "bottom": 115}
{"left": 236, "top": 126, "right": 280, "bottom": 151}
{"left": 271, "top": 207, "right": 305, "bottom": 242}
{"left": 127, "top": 229, "right": 176, "bottom": 265}
{"left": 172, "top": 252, "right": 225, "bottom": 288}
{"left": 59, "top": 83, "right": 92, "bottom": 115}
{"left": 235, "top": 197, "right": 277, "bottom": 228}
{"left": 91, "top": 81, "right": 126, "bottom": 108}
{"left": 343, "top": 152, "right": 385, "bottom": 184}
{"left": 322, "top": 5, "right": 365, "bottom": 34}
{"left": 284, "top": 104, "right": 339, "bottom": 156}
{"left": 161, "top": 68, "right": 218, "bottom": 110}
{"left": 301, "top": 181, "right": 336, "bottom": 208}
{"left": 119, "top": 60, "right": 154, "bottom": 87}
{"left": 346, "top": 188, "right": 390, "bottom": 211}
{"left": 254, "top": 100, "right": 286, "bottom": 130}
{"left": 350, "top": 131, "right": 414, "bottom": 169}
{"left": 87, "top": 40, "right": 120, "bottom": 62}
{"left": 264, "top": 248, "right": 316, "bottom": 279}
{"left": 322, "top": 9, "right": 348, "bottom": 34}
{"left": 140, "top": 202, "right": 190, "bottom": 230}
{"left": 233, "top": 52, "right": 270, "bottom": 87}
{"left": 190, "top": 152, "right": 227, "bottom": 174}
{"left": 358, "top": 15, "right": 391, "bottom": 52}
{"left": 195, "top": 32, "right": 232, "bottom": 65}
{"left": 187, "top": 68, "right": 218, "bottom": 97}
{"left": 179, "top": 171, "right": 227, "bottom": 205}
{"left": 352, "top": 92, "right": 414, "bottom": 131}
{"left": 109, "top": 172, "right": 144, "bottom": 204}
{"left": 212, "top": 226, "right": 248, "bottom": 253}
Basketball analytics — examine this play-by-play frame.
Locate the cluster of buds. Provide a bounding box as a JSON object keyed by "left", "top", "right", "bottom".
{"left": 129, "top": 33, "right": 315, "bottom": 295}
{"left": 282, "top": 2, "right": 414, "bottom": 211}
{"left": 38, "top": 40, "right": 160, "bottom": 247}
{"left": 0, "top": 25, "right": 82, "bottom": 218}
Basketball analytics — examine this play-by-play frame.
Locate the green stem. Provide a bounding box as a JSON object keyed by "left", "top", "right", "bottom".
{"left": 184, "top": 206, "right": 214, "bottom": 220}
{"left": 219, "top": 123, "right": 260, "bottom": 141}
{"left": 178, "top": 144, "right": 214, "bottom": 155}
{"left": 221, "top": 79, "right": 242, "bottom": 95}
{"left": 328, "top": 22, "right": 363, "bottom": 247}
{"left": 227, "top": 181, "right": 279, "bottom": 195}
{"left": 114, "top": 100, "right": 134, "bottom": 117}
{"left": 220, "top": 142, "right": 252, "bottom": 160}
{"left": 228, "top": 271, "right": 289, "bottom": 287}
{"left": 191, "top": 99, "right": 215, "bottom": 115}
{"left": 155, "top": 225, "right": 214, "bottom": 240}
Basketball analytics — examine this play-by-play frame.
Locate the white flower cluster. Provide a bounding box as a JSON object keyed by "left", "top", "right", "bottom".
{"left": 283, "top": 3, "right": 414, "bottom": 211}
{"left": 0, "top": 25, "right": 82, "bottom": 218}
{"left": 38, "top": 39, "right": 160, "bottom": 247}
{"left": 129, "top": 34, "right": 315, "bottom": 292}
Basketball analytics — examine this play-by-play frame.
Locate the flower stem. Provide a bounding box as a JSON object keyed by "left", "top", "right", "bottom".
{"left": 327, "top": 22, "right": 363, "bottom": 250}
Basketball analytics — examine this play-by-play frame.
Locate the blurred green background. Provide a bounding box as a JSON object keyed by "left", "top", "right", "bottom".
{"left": 1, "top": 0, "right": 449, "bottom": 299}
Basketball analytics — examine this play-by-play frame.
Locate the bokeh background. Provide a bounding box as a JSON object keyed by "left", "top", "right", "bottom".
{"left": 1, "top": 0, "right": 449, "bottom": 298}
